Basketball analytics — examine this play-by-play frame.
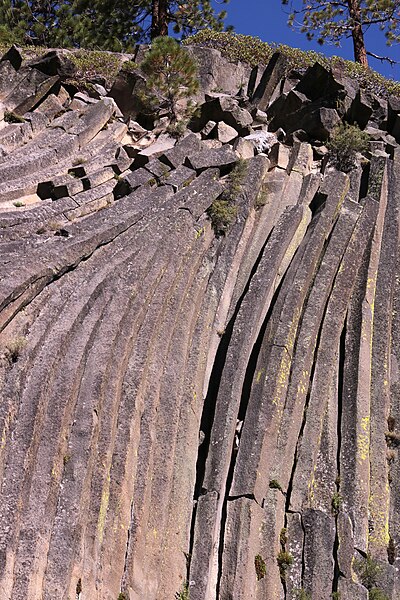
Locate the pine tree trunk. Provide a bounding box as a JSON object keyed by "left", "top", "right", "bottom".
{"left": 159, "top": 0, "right": 168, "bottom": 36}
{"left": 151, "top": 0, "right": 160, "bottom": 38}
{"left": 151, "top": 0, "right": 168, "bottom": 38}
{"left": 347, "top": 0, "right": 368, "bottom": 66}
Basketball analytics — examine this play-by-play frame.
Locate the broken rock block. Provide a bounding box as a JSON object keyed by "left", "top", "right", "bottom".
{"left": 0, "top": 44, "right": 23, "bottom": 70}
{"left": 193, "top": 95, "right": 252, "bottom": 136}
{"left": 160, "top": 164, "right": 196, "bottom": 191}
{"left": 160, "top": 132, "right": 204, "bottom": 169}
{"left": 300, "top": 107, "right": 341, "bottom": 141}
{"left": 200, "top": 120, "right": 217, "bottom": 138}
{"left": 348, "top": 88, "right": 374, "bottom": 128}
{"left": 4, "top": 69, "right": 59, "bottom": 116}
{"left": 388, "top": 95, "right": 400, "bottom": 142}
{"left": 268, "top": 142, "right": 290, "bottom": 170}
{"left": 295, "top": 61, "right": 357, "bottom": 104}
{"left": 202, "top": 139, "right": 223, "bottom": 149}
{"left": 185, "top": 145, "right": 237, "bottom": 173}
{"left": 186, "top": 45, "right": 249, "bottom": 96}
{"left": 215, "top": 121, "right": 237, "bottom": 144}
{"left": 108, "top": 68, "right": 145, "bottom": 116}
{"left": 287, "top": 141, "right": 314, "bottom": 175}
{"left": 251, "top": 51, "right": 289, "bottom": 110}
{"left": 130, "top": 134, "right": 176, "bottom": 166}
{"left": 30, "top": 50, "right": 76, "bottom": 79}
{"left": 144, "top": 158, "right": 171, "bottom": 179}
{"left": 115, "top": 167, "right": 156, "bottom": 196}
{"left": 233, "top": 137, "right": 255, "bottom": 160}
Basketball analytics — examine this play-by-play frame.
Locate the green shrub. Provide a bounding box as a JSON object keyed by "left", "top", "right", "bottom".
{"left": 254, "top": 554, "right": 266, "bottom": 580}
{"left": 0, "top": 24, "right": 24, "bottom": 47}
{"left": 369, "top": 588, "right": 389, "bottom": 600}
{"left": 175, "top": 581, "right": 190, "bottom": 600}
{"left": 269, "top": 479, "right": 283, "bottom": 491}
{"left": 221, "top": 158, "right": 247, "bottom": 202}
{"left": 208, "top": 200, "right": 237, "bottom": 234}
{"left": 331, "top": 492, "right": 343, "bottom": 515}
{"left": 4, "top": 111, "right": 25, "bottom": 124}
{"left": 5, "top": 336, "right": 27, "bottom": 363}
{"left": 207, "top": 159, "right": 248, "bottom": 234}
{"left": 354, "top": 554, "right": 382, "bottom": 590}
{"left": 331, "top": 593, "right": 341, "bottom": 600}
{"left": 68, "top": 50, "right": 122, "bottom": 87}
{"left": 277, "top": 550, "right": 293, "bottom": 579}
{"left": 167, "top": 118, "right": 189, "bottom": 139}
{"left": 327, "top": 123, "right": 369, "bottom": 172}
{"left": 255, "top": 187, "right": 268, "bottom": 209}
{"left": 120, "top": 60, "right": 139, "bottom": 74}
{"left": 280, "top": 528, "right": 287, "bottom": 546}
{"left": 293, "top": 589, "right": 311, "bottom": 600}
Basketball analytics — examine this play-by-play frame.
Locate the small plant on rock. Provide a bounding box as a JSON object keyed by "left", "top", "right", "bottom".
{"left": 331, "top": 492, "right": 343, "bottom": 515}
{"left": 254, "top": 554, "right": 266, "bottom": 580}
{"left": 207, "top": 160, "right": 248, "bottom": 235}
{"left": 369, "top": 588, "right": 389, "bottom": 600}
{"left": 208, "top": 200, "right": 237, "bottom": 235}
{"left": 140, "top": 36, "right": 199, "bottom": 126}
{"left": 175, "top": 581, "right": 190, "bottom": 600}
{"left": 4, "top": 110, "right": 25, "bottom": 124}
{"left": 293, "top": 589, "right": 311, "bottom": 600}
{"left": 5, "top": 336, "right": 27, "bottom": 364}
{"left": 280, "top": 527, "right": 287, "bottom": 546}
{"left": 277, "top": 550, "right": 293, "bottom": 580}
{"left": 354, "top": 554, "right": 382, "bottom": 590}
{"left": 327, "top": 122, "right": 369, "bottom": 172}
{"left": 269, "top": 479, "right": 283, "bottom": 491}
{"left": 221, "top": 158, "right": 247, "bottom": 202}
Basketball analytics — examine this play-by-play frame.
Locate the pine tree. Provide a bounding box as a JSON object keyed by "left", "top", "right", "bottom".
{"left": 282, "top": 0, "right": 400, "bottom": 66}
{"left": 140, "top": 35, "right": 199, "bottom": 124}
{"left": 0, "top": 0, "right": 230, "bottom": 50}
{"left": 0, "top": 0, "right": 59, "bottom": 46}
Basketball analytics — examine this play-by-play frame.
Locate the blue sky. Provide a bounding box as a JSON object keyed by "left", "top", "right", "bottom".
{"left": 212, "top": 0, "right": 399, "bottom": 80}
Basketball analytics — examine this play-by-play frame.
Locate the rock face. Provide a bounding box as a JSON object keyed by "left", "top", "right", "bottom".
{"left": 0, "top": 44, "right": 399, "bottom": 600}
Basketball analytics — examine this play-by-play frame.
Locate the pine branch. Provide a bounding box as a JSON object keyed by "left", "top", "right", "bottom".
{"left": 366, "top": 50, "right": 399, "bottom": 66}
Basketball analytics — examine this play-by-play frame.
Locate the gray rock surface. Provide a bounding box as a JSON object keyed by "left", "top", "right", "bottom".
{"left": 0, "top": 43, "right": 399, "bottom": 600}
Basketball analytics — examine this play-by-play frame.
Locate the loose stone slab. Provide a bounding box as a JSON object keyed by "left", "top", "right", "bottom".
{"left": 251, "top": 52, "right": 289, "bottom": 111}
{"left": 144, "top": 158, "right": 172, "bottom": 179}
{"left": 124, "top": 167, "right": 158, "bottom": 191}
{"left": 160, "top": 165, "right": 196, "bottom": 191}
{"left": 185, "top": 146, "right": 237, "bottom": 173}
{"left": 160, "top": 133, "right": 204, "bottom": 169}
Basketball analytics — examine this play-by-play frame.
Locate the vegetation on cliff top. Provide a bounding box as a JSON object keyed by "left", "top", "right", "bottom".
{"left": 183, "top": 30, "right": 400, "bottom": 98}
{"left": 0, "top": 27, "right": 398, "bottom": 99}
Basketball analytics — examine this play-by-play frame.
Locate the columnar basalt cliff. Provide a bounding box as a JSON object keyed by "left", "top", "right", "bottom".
{"left": 0, "top": 41, "right": 400, "bottom": 600}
